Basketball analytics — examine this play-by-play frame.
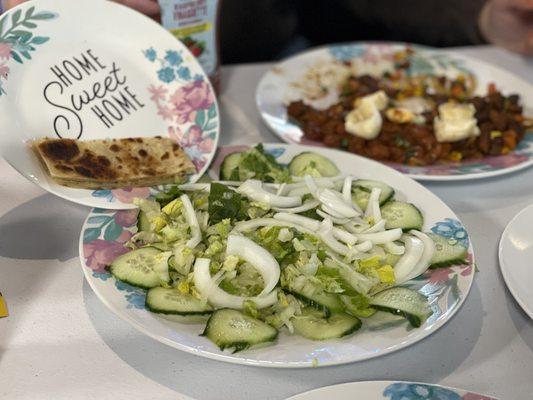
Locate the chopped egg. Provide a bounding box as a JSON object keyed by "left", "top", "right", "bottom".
{"left": 434, "top": 102, "right": 480, "bottom": 143}
{"left": 385, "top": 107, "right": 425, "bottom": 124}
{"left": 395, "top": 96, "right": 434, "bottom": 114}
{"left": 345, "top": 101, "right": 383, "bottom": 139}
{"left": 354, "top": 90, "right": 389, "bottom": 111}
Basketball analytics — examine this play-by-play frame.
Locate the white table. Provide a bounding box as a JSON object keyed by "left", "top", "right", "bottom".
{"left": 1, "top": 45, "right": 532, "bottom": 400}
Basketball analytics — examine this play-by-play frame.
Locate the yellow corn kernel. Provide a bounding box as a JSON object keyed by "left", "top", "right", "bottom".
{"left": 502, "top": 146, "right": 510, "bottom": 155}
{"left": 490, "top": 130, "right": 502, "bottom": 139}
{"left": 449, "top": 151, "right": 463, "bottom": 162}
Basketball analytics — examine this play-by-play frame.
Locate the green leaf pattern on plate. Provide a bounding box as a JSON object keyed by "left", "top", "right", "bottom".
{"left": 0, "top": 5, "right": 57, "bottom": 96}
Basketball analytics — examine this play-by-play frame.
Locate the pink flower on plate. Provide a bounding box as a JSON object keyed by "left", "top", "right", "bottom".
{"left": 114, "top": 209, "right": 139, "bottom": 227}
{"left": 148, "top": 84, "right": 168, "bottom": 102}
{"left": 83, "top": 231, "right": 133, "bottom": 273}
{"left": 168, "top": 125, "right": 183, "bottom": 143}
{"left": 112, "top": 187, "right": 151, "bottom": 203}
{"left": 426, "top": 267, "right": 454, "bottom": 284}
{"left": 0, "top": 63, "right": 8, "bottom": 79}
{"left": 460, "top": 253, "right": 474, "bottom": 276}
{"left": 157, "top": 103, "right": 174, "bottom": 121}
{"left": 169, "top": 79, "right": 214, "bottom": 124}
{"left": 0, "top": 43, "right": 11, "bottom": 61}
{"left": 463, "top": 393, "right": 495, "bottom": 400}
{"left": 479, "top": 153, "right": 527, "bottom": 169}
{"left": 184, "top": 125, "right": 214, "bottom": 152}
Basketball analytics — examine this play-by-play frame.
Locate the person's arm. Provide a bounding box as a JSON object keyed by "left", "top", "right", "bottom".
{"left": 2, "top": 0, "right": 160, "bottom": 19}
{"left": 479, "top": 0, "right": 533, "bottom": 55}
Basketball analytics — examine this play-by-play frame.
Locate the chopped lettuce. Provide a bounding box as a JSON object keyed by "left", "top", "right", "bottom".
{"left": 233, "top": 144, "right": 290, "bottom": 183}
{"left": 155, "top": 186, "right": 183, "bottom": 207}
{"left": 208, "top": 183, "right": 249, "bottom": 224}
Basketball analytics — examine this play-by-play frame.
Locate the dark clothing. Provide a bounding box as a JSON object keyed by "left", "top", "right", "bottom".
{"left": 220, "top": 0, "right": 487, "bottom": 64}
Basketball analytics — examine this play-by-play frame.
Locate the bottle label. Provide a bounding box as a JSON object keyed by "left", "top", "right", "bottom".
{"left": 158, "top": 0, "right": 218, "bottom": 78}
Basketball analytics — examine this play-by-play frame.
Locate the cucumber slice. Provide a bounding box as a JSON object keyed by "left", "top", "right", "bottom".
{"left": 381, "top": 201, "right": 423, "bottom": 231}
{"left": 428, "top": 233, "right": 468, "bottom": 268}
{"left": 219, "top": 152, "right": 243, "bottom": 181}
{"left": 285, "top": 280, "right": 344, "bottom": 316}
{"left": 109, "top": 247, "right": 168, "bottom": 289}
{"left": 202, "top": 309, "right": 278, "bottom": 352}
{"left": 146, "top": 287, "right": 212, "bottom": 316}
{"left": 292, "top": 308, "right": 362, "bottom": 340}
{"left": 137, "top": 210, "right": 151, "bottom": 232}
{"left": 289, "top": 152, "right": 340, "bottom": 177}
{"left": 351, "top": 180, "right": 395, "bottom": 210}
{"left": 369, "top": 287, "right": 432, "bottom": 328}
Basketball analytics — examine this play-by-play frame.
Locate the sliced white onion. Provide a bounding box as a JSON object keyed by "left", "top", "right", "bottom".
{"left": 319, "top": 204, "right": 348, "bottom": 220}
{"left": 234, "top": 218, "right": 315, "bottom": 236}
{"left": 393, "top": 235, "right": 425, "bottom": 284}
{"left": 178, "top": 183, "right": 211, "bottom": 191}
{"left": 237, "top": 180, "right": 302, "bottom": 207}
{"left": 271, "top": 199, "right": 320, "bottom": 213}
{"left": 292, "top": 176, "right": 342, "bottom": 185}
{"left": 364, "top": 187, "right": 382, "bottom": 222}
{"left": 193, "top": 258, "right": 278, "bottom": 309}
{"left": 354, "top": 240, "right": 373, "bottom": 252}
{"left": 226, "top": 235, "right": 280, "bottom": 296}
{"left": 274, "top": 213, "right": 320, "bottom": 231}
{"left": 332, "top": 228, "right": 358, "bottom": 245}
{"left": 316, "top": 209, "right": 350, "bottom": 225}
{"left": 276, "top": 183, "right": 287, "bottom": 196}
{"left": 216, "top": 181, "right": 280, "bottom": 189}
{"left": 180, "top": 194, "right": 202, "bottom": 248}
{"left": 319, "top": 189, "right": 359, "bottom": 218}
{"left": 274, "top": 212, "right": 357, "bottom": 245}
{"left": 384, "top": 241, "right": 405, "bottom": 255}
{"left": 343, "top": 220, "right": 370, "bottom": 234}
{"left": 356, "top": 228, "right": 402, "bottom": 244}
{"left": 318, "top": 219, "right": 350, "bottom": 255}
{"left": 342, "top": 176, "right": 353, "bottom": 204}
{"left": 404, "top": 230, "right": 436, "bottom": 281}
{"left": 363, "top": 219, "right": 386, "bottom": 233}
{"left": 303, "top": 175, "right": 320, "bottom": 198}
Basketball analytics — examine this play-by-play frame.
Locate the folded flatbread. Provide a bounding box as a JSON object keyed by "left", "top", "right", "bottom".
{"left": 33, "top": 136, "right": 196, "bottom": 189}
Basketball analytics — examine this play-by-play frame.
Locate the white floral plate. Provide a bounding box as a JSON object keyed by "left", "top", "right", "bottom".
{"left": 79, "top": 143, "right": 475, "bottom": 368}
{"left": 256, "top": 42, "right": 533, "bottom": 181}
{"left": 286, "top": 381, "right": 496, "bottom": 400}
{"left": 0, "top": 0, "right": 219, "bottom": 209}
{"left": 499, "top": 204, "right": 533, "bottom": 319}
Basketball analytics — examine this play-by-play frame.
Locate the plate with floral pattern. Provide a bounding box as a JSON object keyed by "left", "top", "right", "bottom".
{"left": 80, "top": 143, "right": 475, "bottom": 368}
{"left": 256, "top": 42, "right": 533, "bottom": 181}
{"left": 0, "top": 0, "right": 219, "bottom": 209}
{"left": 286, "top": 381, "right": 496, "bottom": 400}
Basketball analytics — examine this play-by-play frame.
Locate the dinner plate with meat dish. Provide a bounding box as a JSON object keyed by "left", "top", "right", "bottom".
{"left": 256, "top": 42, "right": 532, "bottom": 181}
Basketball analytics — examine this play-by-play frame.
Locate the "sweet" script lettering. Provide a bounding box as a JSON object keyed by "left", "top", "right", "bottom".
{"left": 43, "top": 49, "right": 145, "bottom": 139}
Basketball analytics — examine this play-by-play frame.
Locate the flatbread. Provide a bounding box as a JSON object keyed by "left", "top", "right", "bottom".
{"left": 32, "top": 136, "right": 196, "bottom": 189}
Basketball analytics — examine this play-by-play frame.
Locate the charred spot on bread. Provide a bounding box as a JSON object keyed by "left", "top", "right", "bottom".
{"left": 39, "top": 139, "right": 80, "bottom": 161}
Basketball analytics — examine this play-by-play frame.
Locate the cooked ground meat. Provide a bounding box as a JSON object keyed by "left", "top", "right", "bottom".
{"left": 287, "top": 76, "right": 528, "bottom": 166}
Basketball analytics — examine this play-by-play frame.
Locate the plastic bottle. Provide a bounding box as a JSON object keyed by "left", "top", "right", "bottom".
{"left": 158, "top": 0, "right": 221, "bottom": 92}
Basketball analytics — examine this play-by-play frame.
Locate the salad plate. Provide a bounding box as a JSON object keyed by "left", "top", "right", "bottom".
{"left": 256, "top": 42, "right": 533, "bottom": 181}
{"left": 0, "top": 0, "right": 219, "bottom": 209}
{"left": 286, "top": 381, "right": 496, "bottom": 400}
{"left": 80, "top": 143, "right": 475, "bottom": 367}
{"left": 499, "top": 204, "right": 533, "bottom": 319}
